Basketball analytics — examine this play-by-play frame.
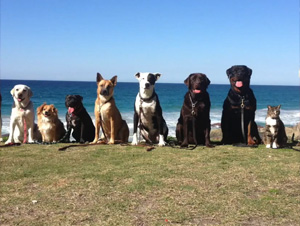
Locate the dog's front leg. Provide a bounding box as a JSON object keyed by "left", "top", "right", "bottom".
{"left": 80, "top": 121, "right": 85, "bottom": 143}
{"left": 181, "top": 117, "right": 189, "bottom": 147}
{"left": 91, "top": 114, "right": 101, "bottom": 144}
{"left": 26, "top": 118, "right": 34, "bottom": 143}
{"left": 157, "top": 116, "right": 166, "bottom": 147}
{"left": 131, "top": 111, "right": 139, "bottom": 145}
{"left": 5, "top": 117, "right": 16, "bottom": 144}
{"left": 205, "top": 117, "right": 213, "bottom": 147}
{"left": 108, "top": 117, "right": 115, "bottom": 144}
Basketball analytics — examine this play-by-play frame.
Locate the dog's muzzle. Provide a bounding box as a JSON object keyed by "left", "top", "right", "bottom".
{"left": 100, "top": 88, "right": 110, "bottom": 96}
{"left": 43, "top": 111, "right": 51, "bottom": 117}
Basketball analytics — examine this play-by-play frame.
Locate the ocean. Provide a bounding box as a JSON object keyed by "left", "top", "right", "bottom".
{"left": 1, "top": 79, "right": 299, "bottom": 139}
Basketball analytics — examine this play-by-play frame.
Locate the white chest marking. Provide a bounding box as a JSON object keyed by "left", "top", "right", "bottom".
{"left": 266, "top": 117, "right": 277, "bottom": 134}
{"left": 135, "top": 95, "right": 157, "bottom": 132}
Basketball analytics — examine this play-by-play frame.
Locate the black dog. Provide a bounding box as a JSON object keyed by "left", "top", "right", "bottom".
{"left": 221, "top": 65, "right": 261, "bottom": 145}
{"left": 176, "top": 73, "right": 213, "bottom": 147}
{"left": 64, "top": 95, "right": 95, "bottom": 143}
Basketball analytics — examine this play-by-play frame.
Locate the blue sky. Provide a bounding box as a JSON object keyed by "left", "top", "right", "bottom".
{"left": 1, "top": 0, "right": 299, "bottom": 85}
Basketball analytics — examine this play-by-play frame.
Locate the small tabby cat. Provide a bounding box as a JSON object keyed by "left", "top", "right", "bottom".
{"left": 264, "top": 105, "right": 287, "bottom": 148}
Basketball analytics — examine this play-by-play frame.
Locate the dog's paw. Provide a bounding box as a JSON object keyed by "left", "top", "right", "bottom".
{"left": 131, "top": 141, "right": 138, "bottom": 145}
{"left": 90, "top": 139, "right": 98, "bottom": 144}
{"left": 0, "top": 137, "right": 3, "bottom": 142}
{"left": 158, "top": 135, "right": 166, "bottom": 147}
{"left": 206, "top": 143, "right": 215, "bottom": 148}
{"left": 272, "top": 143, "right": 278, "bottom": 149}
{"left": 158, "top": 140, "right": 166, "bottom": 147}
{"left": 131, "top": 133, "right": 138, "bottom": 145}
{"left": 5, "top": 140, "right": 12, "bottom": 145}
{"left": 266, "top": 144, "right": 271, "bottom": 148}
{"left": 108, "top": 140, "right": 115, "bottom": 145}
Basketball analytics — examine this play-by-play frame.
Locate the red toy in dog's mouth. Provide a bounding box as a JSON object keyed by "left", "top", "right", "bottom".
{"left": 68, "top": 107, "right": 75, "bottom": 114}
{"left": 235, "top": 81, "right": 243, "bottom": 88}
{"left": 193, "top": 89, "right": 201, "bottom": 94}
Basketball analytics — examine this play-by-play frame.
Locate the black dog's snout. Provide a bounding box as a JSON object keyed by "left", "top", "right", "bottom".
{"left": 145, "top": 83, "right": 150, "bottom": 89}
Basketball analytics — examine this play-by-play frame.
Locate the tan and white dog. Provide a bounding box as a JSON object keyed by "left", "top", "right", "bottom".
{"left": 37, "top": 103, "right": 66, "bottom": 143}
{"left": 91, "top": 73, "right": 129, "bottom": 144}
{"left": 5, "top": 85, "right": 35, "bottom": 144}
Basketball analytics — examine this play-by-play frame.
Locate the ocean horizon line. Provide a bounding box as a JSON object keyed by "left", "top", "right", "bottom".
{"left": 0, "top": 78, "right": 299, "bottom": 87}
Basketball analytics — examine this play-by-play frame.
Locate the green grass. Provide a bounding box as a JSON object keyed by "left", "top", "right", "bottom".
{"left": 0, "top": 143, "right": 299, "bottom": 225}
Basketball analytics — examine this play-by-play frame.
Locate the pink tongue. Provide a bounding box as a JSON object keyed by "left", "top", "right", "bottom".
{"left": 193, "top": 89, "right": 201, "bottom": 94}
{"left": 235, "top": 81, "right": 243, "bottom": 88}
{"left": 18, "top": 98, "right": 22, "bottom": 102}
{"left": 68, "top": 107, "right": 75, "bottom": 114}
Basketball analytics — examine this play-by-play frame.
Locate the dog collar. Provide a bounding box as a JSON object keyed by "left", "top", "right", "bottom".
{"left": 139, "top": 92, "right": 156, "bottom": 102}
{"left": 189, "top": 93, "right": 198, "bottom": 116}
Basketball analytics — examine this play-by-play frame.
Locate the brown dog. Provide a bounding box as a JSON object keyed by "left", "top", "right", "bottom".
{"left": 37, "top": 103, "right": 66, "bottom": 143}
{"left": 92, "top": 73, "right": 129, "bottom": 144}
{"left": 176, "top": 73, "right": 213, "bottom": 147}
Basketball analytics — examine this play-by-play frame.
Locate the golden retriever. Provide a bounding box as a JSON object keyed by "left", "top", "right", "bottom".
{"left": 6, "top": 84, "right": 36, "bottom": 144}
{"left": 37, "top": 103, "right": 66, "bottom": 143}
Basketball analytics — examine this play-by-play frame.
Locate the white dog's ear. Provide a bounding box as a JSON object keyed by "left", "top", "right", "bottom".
{"left": 135, "top": 72, "right": 140, "bottom": 79}
{"left": 27, "top": 87, "right": 33, "bottom": 98}
{"left": 10, "top": 87, "right": 15, "bottom": 96}
{"left": 155, "top": 73, "right": 161, "bottom": 81}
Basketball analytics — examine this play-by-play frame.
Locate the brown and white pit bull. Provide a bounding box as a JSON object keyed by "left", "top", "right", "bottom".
{"left": 91, "top": 73, "right": 129, "bottom": 144}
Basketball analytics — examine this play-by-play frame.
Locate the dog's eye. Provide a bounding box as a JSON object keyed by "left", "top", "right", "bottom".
{"left": 16, "top": 89, "right": 19, "bottom": 91}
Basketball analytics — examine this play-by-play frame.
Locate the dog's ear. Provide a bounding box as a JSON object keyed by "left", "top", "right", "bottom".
{"left": 247, "top": 67, "right": 252, "bottom": 77}
{"left": 51, "top": 105, "right": 58, "bottom": 115}
{"left": 205, "top": 76, "right": 211, "bottom": 87}
{"left": 206, "top": 77, "right": 210, "bottom": 87}
{"left": 97, "top": 73, "right": 103, "bottom": 83}
{"left": 37, "top": 103, "right": 46, "bottom": 114}
{"left": 267, "top": 105, "right": 271, "bottom": 110}
{"left": 226, "top": 67, "right": 233, "bottom": 78}
{"left": 154, "top": 73, "right": 161, "bottom": 81}
{"left": 75, "top": 95, "right": 83, "bottom": 101}
{"left": 111, "top": 76, "right": 117, "bottom": 86}
{"left": 135, "top": 72, "right": 140, "bottom": 79}
{"left": 277, "top": 104, "right": 281, "bottom": 109}
{"left": 10, "top": 87, "right": 15, "bottom": 96}
{"left": 184, "top": 75, "right": 190, "bottom": 88}
{"left": 28, "top": 87, "right": 33, "bottom": 98}
{"left": 26, "top": 86, "right": 33, "bottom": 98}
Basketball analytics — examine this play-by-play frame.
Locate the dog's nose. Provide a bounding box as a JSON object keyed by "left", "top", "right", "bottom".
{"left": 145, "top": 83, "right": 150, "bottom": 89}
{"left": 101, "top": 89, "right": 108, "bottom": 96}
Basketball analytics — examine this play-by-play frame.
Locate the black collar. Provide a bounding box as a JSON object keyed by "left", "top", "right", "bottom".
{"left": 139, "top": 91, "right": 156, "bottom": 102}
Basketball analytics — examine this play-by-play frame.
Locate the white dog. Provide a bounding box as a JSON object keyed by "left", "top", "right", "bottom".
{"left": 5, "top": 85, "right": 35, "bottom": 144}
